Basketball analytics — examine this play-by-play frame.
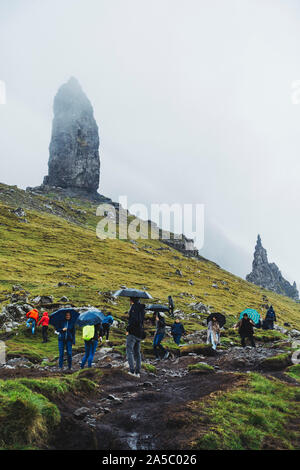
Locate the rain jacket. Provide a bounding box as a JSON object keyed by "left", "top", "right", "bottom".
{"left": 155, "top": 315, "right": 166, "bottom": 335}
{"left": 126, "top": 302, "right": 145, "bottom": 339}
{"left": 236, "top": 318, "right": 255, "bottom": 336}
{"left": 266, "top": 307, "right": 276, "bottom": 322}
{"left": 56, "top": 320, "right": 76, "bottom": 344}
{"left": 37, "top": 312, "right": 49, "bottom": 327}
{"left": 102, "top": 315, "right": 114, "bottom": 325}
{"left": 171, "top": 322, "right": 185, "bottom": 336}
{"left": 26, "top": 309, "right": 39, "bottom": 322}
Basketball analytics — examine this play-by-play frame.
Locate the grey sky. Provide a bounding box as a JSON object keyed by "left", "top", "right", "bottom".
{"left": 1, "top": 0, "right": 300, "bottom": 286}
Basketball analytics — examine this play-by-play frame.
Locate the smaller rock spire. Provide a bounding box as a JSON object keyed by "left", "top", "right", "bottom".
{"left": 246, "top": 235, "right": 299, "bottom": 300}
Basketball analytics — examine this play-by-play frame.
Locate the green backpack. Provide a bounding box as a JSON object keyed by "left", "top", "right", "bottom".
{"left": 82, "top": 325, "right": 95, "bottom": 341}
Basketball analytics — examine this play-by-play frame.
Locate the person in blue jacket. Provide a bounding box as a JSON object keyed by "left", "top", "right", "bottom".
{"left": 56, "top": 311, "right": 76, "bottom": 371}
{"left": 171, "top": 318, "right": 186, "bottom": 345}
{"left": 102, "top": 312, "right": 114, "bottom": 341}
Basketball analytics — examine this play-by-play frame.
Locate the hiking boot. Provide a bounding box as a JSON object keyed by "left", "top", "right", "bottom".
{"left": 135, "top": 373, "right": 141, "bottom": 378}
{"left": 128, "top": 371, "right": 136, "bottom": 377}
{"left": 163, "top": 351, "right": 170, "bottom": 359}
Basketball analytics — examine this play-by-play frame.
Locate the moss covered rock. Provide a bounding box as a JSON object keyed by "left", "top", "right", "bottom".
{"left": 188, "top": 362, "right": 215, "bottom": 373}
{"left": 260, "top": 353, "right": 292, "bottom": 371}
{"left": 180, "top": 343, "right": 215, "bottom": 357}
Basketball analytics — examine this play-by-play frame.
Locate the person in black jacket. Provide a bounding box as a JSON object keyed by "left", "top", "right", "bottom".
{"left": 234, "top": 313, "right": 256, "bottom": 347}
{"left": 171, "top": 318, "right": 186, "bottom": 345}
{"left": 126, "top": 298, "right": 145, "bottom": 377}
{"left": 153, "top": 313, "right": 169, "bottom": 360}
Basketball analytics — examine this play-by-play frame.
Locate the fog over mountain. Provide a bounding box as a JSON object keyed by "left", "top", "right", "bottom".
{"left": 1, "top": 0, "right": 300, "bottom": 287}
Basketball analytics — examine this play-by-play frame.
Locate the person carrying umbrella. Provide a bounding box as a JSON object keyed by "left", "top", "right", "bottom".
{"left": 125, "top": 297, "right": 146, "bottom": 377}
{"left": 114, "top": 288, "right": 151, "bottom": 378}
{"left": 101, "top": 312, "right": 114, "bottom": 342}
{"left": 76, "top": 309, "right": 104, "bottom": 369}
{"left": 50, "top": 309, "right": 79, "bottom": 371}
{"left": 234, "top": 313, "right": 256, "bottom": 348}
{"left": 206, "top": 316, "right": 220, "bottom": 350}
{"left": 153, "top": 313, "right": 169, "bottom": 360}
{"left": 80, "top": 323, "right": 103, "bottom": 369}
{"left": 171, "top": 318, "right": 186, "bottom": 346}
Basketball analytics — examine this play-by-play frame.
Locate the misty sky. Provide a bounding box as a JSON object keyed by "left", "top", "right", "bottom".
{"left": 1, "top": 0, "right": 300, "bottom": 287}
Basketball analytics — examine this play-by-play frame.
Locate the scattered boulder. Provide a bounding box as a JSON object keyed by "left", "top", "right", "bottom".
{"left": 74, "top": 407, "right": 90, "bottom": 420}
{"left": 188, "top": 302, "right": 211, "bottom": 314}
{"left": 31, "top": 295, "right": 54, "bottom": 305}
{"left": 288, "top": 329, "right": 300, "bottom": 339}
{"left": 10, "top": 207, "right": 28, "bottom": 222}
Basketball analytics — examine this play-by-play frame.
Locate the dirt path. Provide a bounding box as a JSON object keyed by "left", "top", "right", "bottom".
{"left": 48, "top": 359, "right": 241, "bottom": 450}
{"left": 1, "top": 346, "right": 299, "bottom": 450}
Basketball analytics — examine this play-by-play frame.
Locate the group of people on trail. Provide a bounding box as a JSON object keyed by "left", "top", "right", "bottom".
{"left": 206, "top": 305, "right": 277, "bottom": 350}
{"left": 24, "top": 293, "right": 277, "bottom": 372}
{"left": 26, "top": 309, "right": 49, "bottom": 342}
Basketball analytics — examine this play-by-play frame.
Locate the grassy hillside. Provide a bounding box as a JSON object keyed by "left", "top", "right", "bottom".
{"left": 0, "top": 183, "right": 299, "bottom": 451}
{"left": 1, "top": 182, "right": 300, "bottom": 330}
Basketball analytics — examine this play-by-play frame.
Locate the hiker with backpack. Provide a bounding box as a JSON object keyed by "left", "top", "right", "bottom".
{"left": 101, "top": 312, "right": 114, "bottom": 341}
{"left": 171, "top": 318, "right": 186, "bottom": 346}
{"left": 263, "top": 305, "right": 277, "bottom": 330}
{"left": 80, "top": 323, "right": 103, "bottom": 369}
{"left": 234, "top": 313, "right": 256, "bottom": 348}
{"left": 25, "top": 308, "right": 39, "bottom": 335}
{"left": 126, "top": 297, "right": 146, "bottom": 377}
{"left": 153, "top": 313, "right": 169, "bottom": 360}
{"left": 37, "top": 311, "right": 49, "bottom": 343}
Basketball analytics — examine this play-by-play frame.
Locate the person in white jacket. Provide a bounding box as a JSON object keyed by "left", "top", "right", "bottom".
{"left": 207, "top": 316, "right": 220, "bottom": 350}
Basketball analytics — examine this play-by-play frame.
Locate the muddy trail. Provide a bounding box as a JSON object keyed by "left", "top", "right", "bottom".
{"left": 0, "top": 344, "right": 299, "bottom": 450}
{"left": 50, "top": 365, "right": 241, "bottom": 450}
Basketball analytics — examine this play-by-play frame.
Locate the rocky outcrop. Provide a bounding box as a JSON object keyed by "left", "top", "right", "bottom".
{"left": 246, "top": 235, "right": 299, "bottom": 300}
{"left": 28, "top": 77, "right": 101, "bottom": 200}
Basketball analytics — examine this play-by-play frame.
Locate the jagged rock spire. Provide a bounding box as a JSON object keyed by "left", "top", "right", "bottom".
{"left": 246, "top": 235, "right": 299, "bottom": 300}
{"left": 43, "top": 77, "right": 100, "bottom": 194}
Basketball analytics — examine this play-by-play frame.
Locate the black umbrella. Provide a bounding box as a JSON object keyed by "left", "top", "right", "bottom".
{"left": 206, "top": 312, "right": 226, "bottom": 327}
{"left": 145, "top": 304, "right": 170, "bottom": 313}
{"left": 113, "top": 288, "right": 153, "bottom": 299}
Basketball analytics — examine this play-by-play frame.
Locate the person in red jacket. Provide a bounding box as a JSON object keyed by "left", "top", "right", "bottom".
{"left": 26, "top": 309, "right": 39, "bottom": 335}
{"left": 37, "top": 311, "right": 49, "bottom": 343}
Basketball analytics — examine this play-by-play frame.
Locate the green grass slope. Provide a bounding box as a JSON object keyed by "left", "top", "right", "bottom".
{"left": 0, "top": 182, "right": 300, "bottom": 330}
